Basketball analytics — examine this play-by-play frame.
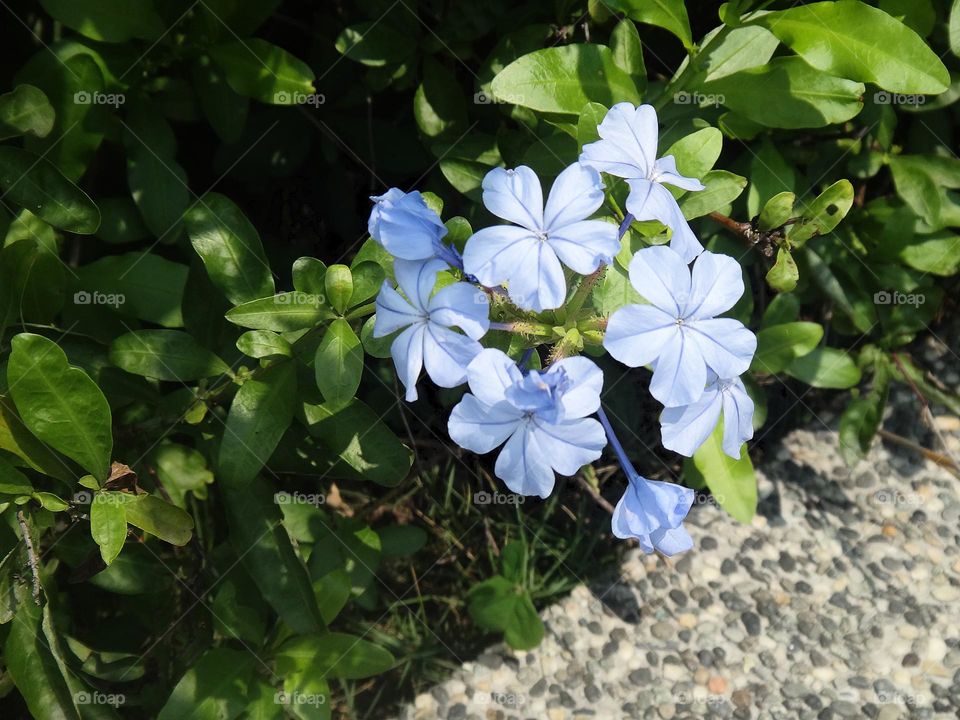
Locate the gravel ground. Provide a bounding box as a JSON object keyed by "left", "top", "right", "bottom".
{"left": 397, "top": 336, "right": 960, "bottom": 720}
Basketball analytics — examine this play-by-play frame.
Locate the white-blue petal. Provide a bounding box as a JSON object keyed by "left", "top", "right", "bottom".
{"left": 685, "top": 251, "right": 745, "bottom": 320}
{"left": 550, "top": 356, "right": 604, "bottom": 419}
{"left": 579, "top": 103, "right": 657, "bottom": 179}
{"left": 653, "top": 156, "right": 705, "bottom": 192}
{"left": 721, "top": 379, "right": 755, "bottom": 459}
{"left": 531, "top": 417, "right": 606, "bottom": 475}
{"left": 604, "top": 304, "right": 678, "bottom": 368}
{"left": 494, "top": 424, "right": 556, "bottom": 498}
{"left": 394, "top": 258, "right": 447, "bottom": 313}
{"left": 428, "top": 282, "right": 489, "bottom": 340}
{"left": 466, "top": 348, "right": 524, "bottom": 406}
{"left": 660, "top": 383, "right": 723, "bottom": 456}
{"left": 543, "top": 163, "right": 605, "bottom": 231}
{"left": 369, "top": 189, "right": 447, "bottom": 260}
{"left": 651, "top": 525, "right": 694, "bottom": 556}
{"left": 625, "top": 179, "right": 704, "bottom": 263}
{"left": 462, "top": 226, "right": 539, "bottom": 289}
{"left": 373, "top": 281, "right": 421, "bottom": 337}
{"left": 686, "top": 318, "right": 757, "bottom": 379}
{"left": 627, "top": 245, "right": 690, "bottom": 317}
{"left": 448, "top": 395, "right": 523, "bottom": 454}
{"left": 422, "top": 324, "right": 482, "bottom": 388}
{"left": 505, "top": 241, "right": 566, "bottom": 311}
{"left": 481, "top": 166, "right": 544, "bottom": 231}
{"left": 390, "top": 323, "right": 426, "bottom": 402}
{"left": 649, "top": 329, "right": 707, "bottom": 407}
{"left": 546, "top": 220, "right": 620, "bottom": 275}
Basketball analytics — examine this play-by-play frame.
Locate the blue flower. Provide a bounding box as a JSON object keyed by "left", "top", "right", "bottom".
{"left": 611, "top": 472, "right": 695, "bottom": 555}
{"left": 603, "top": 245, "right": 756, "bottom": 408}
{"left": 597, "top": 407, "right": 694, "bottom": 555}
{"left": 580, "top": 103, "right": 705, "bottom": 263}
{"left": 448, "top": 349, "right": 607, "bottom": 498}
{"left": 463, "top": 164, "right": 620, "bottom": 312}
{"left": 369, "top": 189, "right": 450, "bottom": 262}
{"left": 660, "top": 375, "right": 755, "bottom": 458}
{"left": 374, "top": 259, "right": 489, "bottom": 401}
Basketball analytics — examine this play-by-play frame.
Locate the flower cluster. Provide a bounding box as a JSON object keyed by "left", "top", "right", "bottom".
{"left": 369, "top": 103, "right": 757, "bottom": 556}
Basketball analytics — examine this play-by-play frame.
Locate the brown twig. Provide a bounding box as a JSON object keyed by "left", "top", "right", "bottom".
{"left": 16, "top": 511, "right": 41, "bottom": 604}
{"left": 877, "top": 429, "right": 960, "bottom": 478}
{"left": 575, "top": 476, "right": 615, "bottom": 515}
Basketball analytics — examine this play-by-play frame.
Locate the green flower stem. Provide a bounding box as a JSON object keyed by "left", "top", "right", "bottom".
{"left": 565, "top": 266, "right": 605, "bottom": 319}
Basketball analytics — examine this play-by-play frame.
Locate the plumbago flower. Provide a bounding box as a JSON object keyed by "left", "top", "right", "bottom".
{"left": 369, "top": 188, "right": 460, "bottom": 266}
{"left": 598, "top": 409, "right": 694, "bottom": 555}
{"left": 580, "top": 102, "right": 705, "bottom": 263}
{"left": 463, "top": 163, "right": 619, "bottom": 312}
{"left": 604, "top": 245, "right": 757, "bottom": 408}
{"left": 374, "top": 259, "right": 489, "bottom": 401}
{"left": 448, "top": 349, "right": 606, "bottom": 497}
{"left": 660, "top": 374, "right": 755, "bottom": 459}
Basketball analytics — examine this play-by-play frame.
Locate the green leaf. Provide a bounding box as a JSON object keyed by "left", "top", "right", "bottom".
{"left": 210, "top": 39, "right": 315, "bottom": 104}
{"left": 222, "top": 475, "right": 323, "bottom": 635}
{"left": 313, "top": 569, "right": 352, "bottom": 625}
{"left": 678, "top": 170, "right": 747, "bottom": 219}
{"left": 219, "top": 362, "right": 297, "bottom": 488}
{"left": 302, "top": 399, "right": 412, "bottom": 487}
{"left": 308, "top": 520, "right": 381, "bottom": 597}
{"left": 747, "top": 139, "right": 796, "bottom": 219}
{"left": 324, "top": 265, "right": 353, "bottom": 314}
{"left": 335, "top": 22, "right": 416, "bottom": 67}
{"left": 894, "top": 232, "right": 960, "bottom": 277}
{"left": 788, "top": 180, "right": 854, "bottom": 246}
{"left": 237, "top": 330, "right": 292, "bottom": 359}
{"left": 75, "top": 252, "right": 189, "bottom": 328}
{"left": 349, "top": 262, "right": 385, "bottom": 308}
{"left": 491, "top": 44, "right": 641, "bottom": 115}
{"left": 185, "top": 193, "right": 275, "bottom": 304}
{"left": 39, "top": 0, "right": 164, "bottom": 42}
{"left": 761, "top": 293, "right": 800, "bottom": 327}
{"left": 8, "top": 333, "right": 112, "bottom": 481}
{"left": 0, "top": 397, "right": 73, "bottom": 483}
{"left": 293, "top": 257, "right": 327, "bottom": 294}
{"left": 314, "top": 320, "right": 363, "bottom": 410}
{"left": 110, "top": 330, "right": 230, "bottom": 382}
{"left": 414, "top": 58, "right": 468, "bottom": 139}
{"left": 577, "top": 102, "right": 608, "bottom": 149}
{"left": 95, "top": 196, "right": 150, "bottom": 245}
{"left": 122, "top": 494, "right": 194, "bottom": 546}
{"left": 192, "top": 57, "right": 249, "bottom": 144}
{"left": 696, "top": 25, "right": 780, "bottom": 83}
{"left": 90, "top": 492, "right": 132, "bottom": 565}
{"left": 609, "top": 19, "right": 646, "bottom": 94}
{"left": 758, "top": 191, "right": 796, "bottom": 232}
{"left": 468, "top": 576, "right": 544, "bottom": 650}
{"left": 751, "top": 322, "right": 823, "bottom": 374}
{"left": 6, "top": 600, "right": 81, "bottom": 720}
{"left": 0, "top": 454, "right": 33, "bottom": 497}
{"left": 703, "top": 57, "right": 864, "bottom": 129}
{"left": 0, "top": 146, "right": 99, "bottom": 233}
{"left": 124, "top": 107, "right": 188, "bottom": 239}
{"left": 154, "top": 442, "right": 214, "bottom": 507}
{"left": 664, "top": 128, "right": 723, "bottom": 182}
{"left": 158, "top": 648, "right": 255, "bottom": 720}
{"left": 688, "top": 420, "right": 756, "bottom": 523}
{"left": 0, "top": 85, "right": 54, "bottom": 140}
{"left": 276, "top": 633, "right": 394, "bottom": 680}
{"left": 378, "top": 525, "right": 427, "bottom": 557}
{"left": 226, "top": 293, "right": 334, "bottom": 331}
{"left": 786, "top": 347, "right": 862, "bottom": 389}
{"left": 605, "top": 0, "right": 692, "bottom": 49}
{"left": 839, "top": 369, "right": 889, "bottom": 465}
{"left": 752, "top": 0, "right": 949, "bottom": 94}
{"left": 951, "top": 0, "right": 960, "bottom": 58}
{"left": 765, "top": 247, "right": 799, "bottom": 293}
{"left": 594, "top": 261, "right": 644, "bottom": 315}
